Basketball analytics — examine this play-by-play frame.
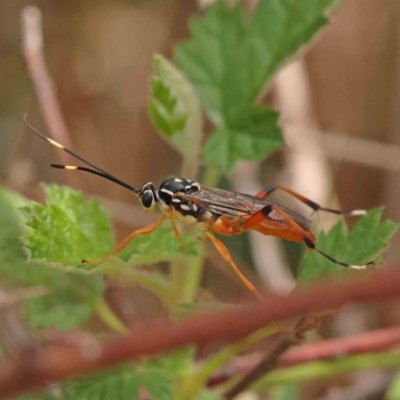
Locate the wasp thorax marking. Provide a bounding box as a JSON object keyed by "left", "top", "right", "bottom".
{"left": 180, "top": 204, "right": 191, "bottom": 212}
{"left": 157, "top": 177, "right": 203, "bottom": 219}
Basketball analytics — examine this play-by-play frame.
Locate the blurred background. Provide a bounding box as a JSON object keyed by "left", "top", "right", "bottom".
{"left": 1, "top": 1, "right": 400, "bottom": 398}
{"left": 0, "top": 0, "right": 399, "bottom": 297}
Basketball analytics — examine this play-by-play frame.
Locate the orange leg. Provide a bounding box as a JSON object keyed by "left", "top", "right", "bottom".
{"left": 170, "top": 211, "right": 186, "bottom": 252}
{"left": 82, "top": 215, "right": 166, "bottom": 265}
{"left": 236, "top": 204, "right": 373, "bottom": 270}
{"left": 205, "top": 229, "right": 263, "bottom": 301}
{"left": 256, "top": 184, "right": 366, "bottom": 216}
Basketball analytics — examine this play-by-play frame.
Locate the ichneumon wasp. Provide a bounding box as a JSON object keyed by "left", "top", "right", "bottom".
{"left": 25, "top": 116, "right": 375, "bottom": 300}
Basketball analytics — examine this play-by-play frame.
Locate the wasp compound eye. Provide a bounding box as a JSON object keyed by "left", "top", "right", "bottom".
{"left": 142, "top": 190, "right": 154, "bottom": 208}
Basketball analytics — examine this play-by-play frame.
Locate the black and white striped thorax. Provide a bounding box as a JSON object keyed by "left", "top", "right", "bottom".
{"left": 139, "top": 177, "right": 217, "bottom": 222}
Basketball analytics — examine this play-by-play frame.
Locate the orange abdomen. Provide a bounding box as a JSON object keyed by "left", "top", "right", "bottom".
{"left": 253, "top": 219, "right": 317, "bottom": 243}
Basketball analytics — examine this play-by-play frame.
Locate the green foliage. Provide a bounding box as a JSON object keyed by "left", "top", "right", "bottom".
{"left": 195, "top": 391, "right": 224, "bottom": 400}
{"left": 118, "top": 226, "right": 200, "bottom": 265}
{"left": 0, "top": 187, "right": 102, "bottom": 330}
{"left": 176, "top": 0, "right": 340, "bottom": 173}
{"left": 22, "top": 184, "right": 114, "bottom": 268}
{"left": 150, "top": 79, "right": 188, "bottom": 137}
{"left": 150, "top": 54, "right": 203, "bottom": 178}
{"left": 4, "top": 1, "right": 399, "bottom": 399}
{"left": 24, "top": 273, "right": 103, "bottom": 331}
{"left": 203, "top": 106, "right": 282, "bottom": 173}
{"left": 298, "top": 209, "right": 398, "bottom": 282}
{"left": 63, "top": 349, "right": 194, "bottom": 400}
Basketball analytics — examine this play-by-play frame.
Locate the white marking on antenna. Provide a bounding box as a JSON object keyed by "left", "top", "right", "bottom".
{"left": 48, "top": 138, "right": 64, "bottom": 149}
{"left": 350, "top": 209, "right": 367, "bottom": 216}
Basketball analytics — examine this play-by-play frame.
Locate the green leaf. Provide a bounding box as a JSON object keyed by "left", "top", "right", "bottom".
{"left": 176, "top": 0, "right": 341, "bottom": 172}
{"left": 63, "top": 368, "right": 141, "bottom": 400}
{"left": 62, "top": 350, "right": 194, "bottom": 400}
{"left": 203, "top": 105, "right": 283, "bottom": 173}
{"left": 0, "top": 186, "right": 103, "bottom": 330}
{"left": 22, "top": 184, "right": 114, "bottom": 269}
{"left": 150, "top": 54, "right": 203, "bottom": 178}
{"left": 298, "top": 209, "right": 399, "bottom": 282}
{"left": 0, "top": 188, "right": 28, "bottom": 262}
{"left": 63, "top": 364, "right": 174, "bottom": 400}
{"left": 117, "top": 226, "right": 200, "bottom": 266}
{"left": 24, "top": 274, "right": 104, "bottom": 331}
{"left": 150, "top": 80, "right": 187, "bottom": 137}
{"left": 176, "top": 0, "right": 340, "bottom": 126}
{"left": 195, "top": 391, "right": 224, "bottom": 400}
{"left": 149, "top": 348, "right": 195, "bottom": 380}
{"left": 269, "top": 384, "right": 301, "bottom": 400}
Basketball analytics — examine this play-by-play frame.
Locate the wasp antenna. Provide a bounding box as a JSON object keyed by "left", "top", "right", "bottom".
{"left": 50, "top": 164, "right": 140, "bottom": 194}
{"left": 24, "top": 115, "right": 140, "bottom": 195}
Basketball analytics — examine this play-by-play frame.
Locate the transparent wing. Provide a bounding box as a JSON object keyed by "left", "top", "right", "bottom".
{"left": 182, "top": 185, "right": 312, "bottom": 229}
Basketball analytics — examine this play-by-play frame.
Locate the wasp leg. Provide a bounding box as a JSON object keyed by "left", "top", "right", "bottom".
{"left": 82, "top": 215, "right": 166, "bottom": 265}
{"left": 256, "top": 184, "right": 366, "bottom": 216}
{"left": 170, "top": 211, "right": 186, "bottom": 252}
{"left": 205, "top": 229, "right": 263, "bottom": 301}
{"left": 240, "top": 204, "right": 374, "bottom": 270}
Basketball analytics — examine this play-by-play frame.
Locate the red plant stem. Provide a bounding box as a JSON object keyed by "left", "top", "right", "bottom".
{"left": 281, "top": 325, "right": 400, "bottom": 366}
{"left": 2, "top": 266, "right": 400, "bottom": 399}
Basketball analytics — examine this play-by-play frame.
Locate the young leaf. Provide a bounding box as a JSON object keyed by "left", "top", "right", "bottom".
{"left": 63, "top": 368, "right": 141, "bottom": 400}
{"left": 176, "top": 0, "right": 341, "bottom": 125}
{"left": 176, "top": 0, "right": 342, "bottom": 173}
{"left": 63, "top": 350, "right": 194, "bottom": 400}
{"left": 0, "top": 188, "right": 50, "bottom": 284}
{"left": 203, "top": 105, "right": 282, "bottom": 173}
{"left": 63, "top": 365, "right": 174, "bottom": 400}
{"left": 22, "top": 184, "right": 114, "bottom": 269}
{"left": 24, "top": 273, "right": 104, "bottom": 331}
{"left": 149, "top": 347, "right": 195, "bottom": 380}
{"left": 0, "top": 187, "right": 103, "bottom": 331}
{"left": 150, "top": 54, "right": 203, "bottom": 178}
{"left": 298, "top": 209, "right": 398, "bottom": 282}
{"left": 117, "top": 226, "right": 200, "bottom": 266}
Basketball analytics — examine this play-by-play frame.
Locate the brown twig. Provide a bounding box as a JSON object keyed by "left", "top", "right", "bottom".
{"left": 21, "top": 6, "right": 80, "bottom": 188}
{"left": 208, "top": 325, "right": 400, "bottom": 388}
{"left": 224, "top": 334, "right": 294, "bottom": 399}
{"left": 281, "top": 325, "right": 400, "bottom": 366}
{"left": 1, "top": 266, "right": 400, "bottom": 398}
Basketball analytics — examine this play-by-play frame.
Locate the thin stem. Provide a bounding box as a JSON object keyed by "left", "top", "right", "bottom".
{"left": 94, "top": 298, "right": 129, "bottom": 335}
{"left": 225, "top": 334, "right": 294, "bottom": 399}
{"left": 203, "top": 164, "right": 221, "bottom": 188}
{"left": 178, "top": 326, "right": 277, "bottom": 399}
{"left": 254, "top": 352, "right": 400, "bottom": 391}
{"left": 171, "top": 258, "right": 189, "bottom": 308}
